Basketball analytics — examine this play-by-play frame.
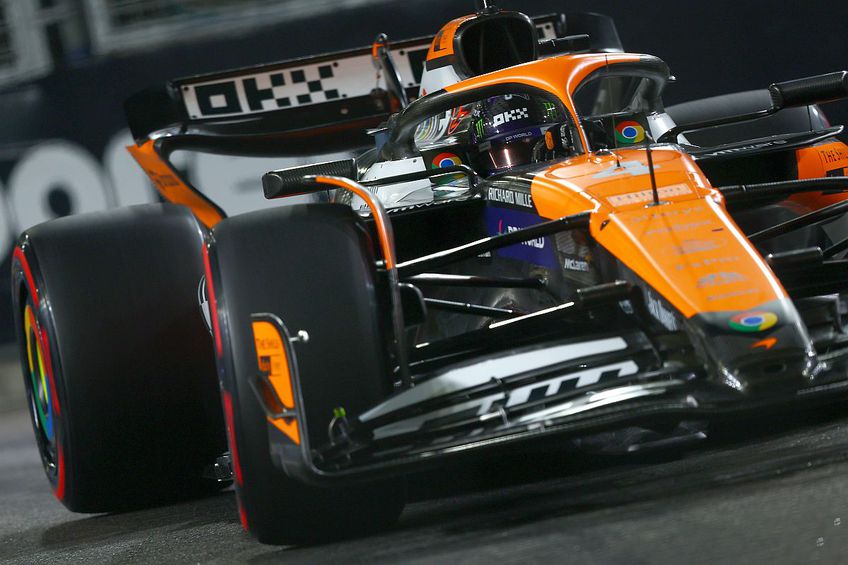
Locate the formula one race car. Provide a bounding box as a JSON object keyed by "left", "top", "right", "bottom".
{"left": 12, "top": 1, "right": 848, "bottom": 545}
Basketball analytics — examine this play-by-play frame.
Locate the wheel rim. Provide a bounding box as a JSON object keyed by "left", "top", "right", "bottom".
{"left": 23, "top": 302, "right": 58, "bottom": 479}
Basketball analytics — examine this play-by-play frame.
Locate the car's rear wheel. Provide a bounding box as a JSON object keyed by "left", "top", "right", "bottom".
{"left": 207, "top": 203, "right": 406, "bottom": 545}
{"left": 12, "top": 203, "right": 228, "bottom": 512}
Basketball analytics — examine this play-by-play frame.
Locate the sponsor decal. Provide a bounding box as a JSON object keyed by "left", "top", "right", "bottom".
{"left": 180, "top": 39, "right": 423, "bottom": 119}
{"left": 674, "top": 239, "right": 723, "bottom": 255}
{"left": 563, "top": 257, "right": 591, "bottom": 272}
{"left": 646, "top": 292, "right": 678, "bottom": 331}
{"left": 696, "top": 271, "right": 745, "bottom": 288}
{"left": 626, "top": 204, "right": 703, "bottom": 223}
{"left": 645, "top": 219, "right": 713, "bottom": 236}
{"left": 614, "top": 120, "right": 646, "bottom": 144}
{"left": 608, "top": 184, "right": 692, "bottom": 206}
{"left": 675, "top": 256, "right": 740, "bottom": 270}
{"left": 484, "top": 207, "right": 558, "bottom": 268}
{"left": 432, "top": 152, "right": 462, "bottom": 169}
{"left": 492, "top": 107, "right": 530, "bottom": 127}
{"left": 503, "top": 129, "right": 540, "bottom": 143}
{"left": 729, "top": 311, "right": 778, "bottom": 332}
{"left": 373, "top": 359, "right": 639, "bottom": 439}
{"left": 487, "top": 186, "right": 533, "bottom": 208}
{"left": 819, "top": 147, "right": 846, "bottom": 166}
{"left": 752, "top": 337, "right": 778, "bottom": 350}
{"left": 184, "top": 63, "right": 343, "bottom": 118}
{"left": 706, "top": 288, "right": 758, "bottom": 301}
{"left": 700, "top": 139, "right": 788, "bottom": 158}
{"left": 592, "top": 159, "right": 659, "bottom": 179}
{"left": 502, "top": 220, "right": 545, "bottom": 249}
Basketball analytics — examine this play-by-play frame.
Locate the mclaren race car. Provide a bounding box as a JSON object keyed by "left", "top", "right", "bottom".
{"left": 12, "top": 1, "right": 848, "bottom": 545}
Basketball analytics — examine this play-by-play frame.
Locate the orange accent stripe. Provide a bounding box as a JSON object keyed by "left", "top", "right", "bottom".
{"left": 126, "top": 141, "right": 224, "bottom": 228}
{"left": 269, "top": 414, "right": 300, "bottom": 445}
{"left": 426, "top": 16, "right": 471, "bottom": 61}
{"left": 313, "top": 176, "right": 395, "bottom": 269}
{"left": 251, "top": 320, "right": 300, "bottom": 445}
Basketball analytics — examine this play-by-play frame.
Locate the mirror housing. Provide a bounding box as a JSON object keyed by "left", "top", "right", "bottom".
{"left": 769, "top": 71, "right": 848, "bottom": 110}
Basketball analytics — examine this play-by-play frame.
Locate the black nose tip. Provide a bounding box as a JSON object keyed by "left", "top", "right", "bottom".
{"left": 728, "top": 349, "right": 814, "bottom": 394}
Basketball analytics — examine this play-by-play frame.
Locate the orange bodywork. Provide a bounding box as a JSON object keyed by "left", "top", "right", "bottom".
{"left": 789, "top": 140, "right": 848, "bottom": 212}
{"left": 126, "top": 140, "right": 224, "bottom": 228}
{"left": 426, "top": 15, "right": 473, "bottom": 62}
{"left": 251, "top": 319, "right": 300, "bottom": 445}
{"left": 532, "top": 149, "right": 788, "bottom": 318}
{"left": 444, "top": 53, "right": 789, "bottom": 320}
{"left": 314, "top": 175, "right": 397, "bottom": 269}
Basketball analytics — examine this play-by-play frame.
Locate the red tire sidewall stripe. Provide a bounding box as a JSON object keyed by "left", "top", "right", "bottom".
{"left": 14, "top": 247, "right": 38, "bottom": 309}
{"left": 203, "top": 240, "right": 248, "bottom": 532}
{"left": 201, "top": 243, "right": 224, "bottom": 357}
{"left": 14, "top": 246, "right": 66, "bottom": 501}
{"left": 222, "top": 390, "right": 249, "bottom": 531}
{"left": 221, "top": 391, "right": 244, "bottom": 487}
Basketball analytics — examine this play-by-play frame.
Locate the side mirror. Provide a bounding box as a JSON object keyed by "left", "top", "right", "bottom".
{"left": 769, "top": 71, "right": 848, "bottom": 110}
{"left": 263, "top": 159, "right": 357, "bottom": 199}
{"left": 538, "top": 34, "right": 591, "bottom": 56}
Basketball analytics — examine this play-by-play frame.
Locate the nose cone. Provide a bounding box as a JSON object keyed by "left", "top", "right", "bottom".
{"left": 691, "top": 299, "right": 817, "bottom": 394}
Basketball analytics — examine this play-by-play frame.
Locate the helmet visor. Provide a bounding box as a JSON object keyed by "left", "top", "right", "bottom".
{"left": 472, "top": 133, "right": 540, "bottom": 175}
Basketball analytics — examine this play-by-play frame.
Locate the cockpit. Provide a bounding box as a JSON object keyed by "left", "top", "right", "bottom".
{"left": 355, "top": 56, "right": 671, "bottom": 209}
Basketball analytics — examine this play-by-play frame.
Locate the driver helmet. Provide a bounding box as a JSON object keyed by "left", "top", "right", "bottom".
{"left": 468, "top": 94, "right": 561, "bottom": 176}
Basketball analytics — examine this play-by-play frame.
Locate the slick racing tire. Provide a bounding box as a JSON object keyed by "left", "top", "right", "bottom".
{"left": 207, "top": 204, "right": 406, "bottom": 545}
{"left": 11, "top": 204, "right": 227, "bottom": 513}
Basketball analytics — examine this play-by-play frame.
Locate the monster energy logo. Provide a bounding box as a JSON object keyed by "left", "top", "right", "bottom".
{"left": 475, "top": 119, "right": 485, "bottom": 137}
{"left": 543, "top": 102, "right": 558, "bottom": 120}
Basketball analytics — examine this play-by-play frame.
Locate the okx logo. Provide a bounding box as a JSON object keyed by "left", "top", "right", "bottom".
{"left": 187, "top": 64, "right": 341, "bottom": 118}
{"left": 492, "top": 107, "right": 529, "bottom": 127}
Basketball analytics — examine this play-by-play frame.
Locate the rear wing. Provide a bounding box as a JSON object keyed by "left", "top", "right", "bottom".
{"left": 123, "top": 12, "right": 621, "bottom": 228}
{"left": 124, "top": 12, "right": 626, "bottom": 149}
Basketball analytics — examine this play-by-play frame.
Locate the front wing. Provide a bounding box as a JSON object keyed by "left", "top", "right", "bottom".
{"left": 250, "top": 314, "right": 848, "bottom": 486}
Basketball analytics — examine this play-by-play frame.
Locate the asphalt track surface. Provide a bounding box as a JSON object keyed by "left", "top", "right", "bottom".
{"left": 5, "top": 400, "right": 848, "bottom": 564}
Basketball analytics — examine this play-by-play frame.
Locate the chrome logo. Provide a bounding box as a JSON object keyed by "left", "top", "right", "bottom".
{"left": 432, "top": 152, "right": 462, "bottom": 169}
{"left": 729, "top": 311, "right": 778, "bottom": 332}
{"left": 615, "top": 121, "right": 646, "bottom": 144}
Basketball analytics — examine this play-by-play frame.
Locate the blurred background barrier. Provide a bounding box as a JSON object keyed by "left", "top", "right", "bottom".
{"left": 0, "top": 0, "right": 845, "bottom": 410}
{"left": 0, "top": 344, "right": 21, "bottom": 412}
